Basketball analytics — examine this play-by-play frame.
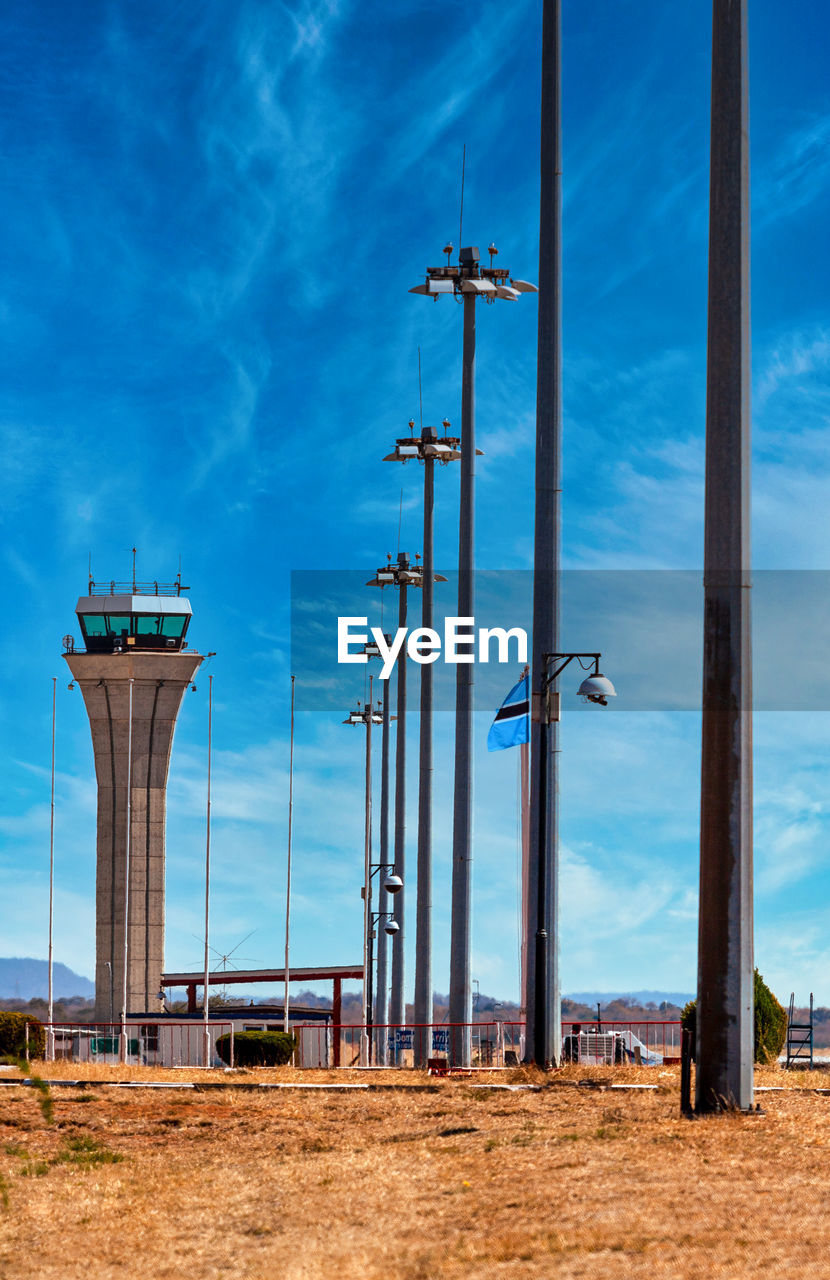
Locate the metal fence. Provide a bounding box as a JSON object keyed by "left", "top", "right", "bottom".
{"left": 35, "top": 1019, "right": 682, "bottom": 1069}
{"left": 42, "top": 1021, "right": 235, "bottom": 1067}
{"left": 298, "top": 1020, "right": 682, "bottom": 1068}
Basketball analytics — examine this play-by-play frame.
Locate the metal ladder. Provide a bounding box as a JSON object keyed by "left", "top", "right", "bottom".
{"left": 786, "top": 992, "right": 813, "bottom": 1069}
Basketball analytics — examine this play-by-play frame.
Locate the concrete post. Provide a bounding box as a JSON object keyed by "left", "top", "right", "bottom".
{"left": 696, "top": 0, "right": 753, "bottom": 1113}
{"left": 65, "top": 652, "right": 202, "bottom": 1019}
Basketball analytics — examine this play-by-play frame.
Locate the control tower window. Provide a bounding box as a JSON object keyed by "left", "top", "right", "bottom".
{"left": 135, "top": 615, "right": 162, "bottom": 637}
{"left": 80, "top": 616, "right": 107, "bottom": 639}
{"left": 106, "top": 615, "right": 131, "bottom": 637}
{"left": 133, "top": 614, "right": 188, "bottom": 638}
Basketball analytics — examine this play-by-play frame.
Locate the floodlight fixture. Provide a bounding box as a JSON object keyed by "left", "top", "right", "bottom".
{"left": 537, "top": 653, "right": 617, "bottom": 720}
{"left": 409, "top": 242, "right": 538, "bottom": 307}
{"left": 577, "top": 674, "right": 617, "bottom": 706}
{"left": 366, "top": 557, "right": 424, "bottom": 590}
{"left": 343, "top": 703, "right": 383, "bottom": 726}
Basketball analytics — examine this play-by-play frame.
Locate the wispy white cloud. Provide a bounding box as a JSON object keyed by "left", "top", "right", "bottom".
{"left": 755, "top": 112, "right": 830, "bottom": 226}
{"left": 755, "top": 329, "right": 830, "bottom": 410}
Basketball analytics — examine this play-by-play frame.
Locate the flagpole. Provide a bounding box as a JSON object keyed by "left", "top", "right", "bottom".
{"left": 487, "top": 668, "right": 531, "bottom": 1052}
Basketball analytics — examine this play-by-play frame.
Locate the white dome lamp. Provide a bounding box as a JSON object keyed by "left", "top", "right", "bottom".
{"left": 577, "top": 673, "right": 617, "bottom": 706}
{"left": 383, "top": 872, "right": 403, "bottom": 895}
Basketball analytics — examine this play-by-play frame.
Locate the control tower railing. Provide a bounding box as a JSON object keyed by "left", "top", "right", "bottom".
{"left": 88, "top": 577, "right": 189, "bottom": 597}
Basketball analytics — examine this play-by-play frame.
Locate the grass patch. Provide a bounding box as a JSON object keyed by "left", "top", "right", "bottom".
{"left": 54, "top": 1135, "right": 124, "bottom": 1170}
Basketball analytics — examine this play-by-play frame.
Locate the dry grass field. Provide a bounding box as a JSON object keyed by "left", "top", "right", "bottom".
{"left": 1, "top": 1061, "right": 829, "bottom": 1278}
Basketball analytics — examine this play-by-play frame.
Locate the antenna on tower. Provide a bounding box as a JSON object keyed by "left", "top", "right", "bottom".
{"left": 131, "top": 547, "right": 137, "bottom": 592}
{"left": 418, "top": 347, "right": 424, "bottom": 434}
{"left": 458, "top": 143, "right": 466, "bottom": 253}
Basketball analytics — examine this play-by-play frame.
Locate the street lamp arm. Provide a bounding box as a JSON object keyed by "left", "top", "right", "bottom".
{"left": 541, "top": 652, "right": 601, "bottom": 687}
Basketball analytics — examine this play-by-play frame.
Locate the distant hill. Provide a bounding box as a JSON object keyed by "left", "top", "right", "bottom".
{"left": 0, "top": 958, "right": 94, "bottom": 1000}
{"left": 566, "top": 990, "right": 694, "bottom": 1008}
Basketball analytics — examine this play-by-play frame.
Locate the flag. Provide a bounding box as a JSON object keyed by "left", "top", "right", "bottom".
{"left": 487, "top": 674, "right": 529, "bottom": 751}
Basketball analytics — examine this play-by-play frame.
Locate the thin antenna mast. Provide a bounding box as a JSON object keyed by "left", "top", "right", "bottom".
{"left": 131, "top": 547, "right": 137, "bottom": 592}
{"left": 418, "top": 348, "right": 424, "bottom": 434}
{"left": 396, "top": 489, "right": 404, "bottom": 556}
{"left": 458, "top": 144, "right": 466, "bottom": 250}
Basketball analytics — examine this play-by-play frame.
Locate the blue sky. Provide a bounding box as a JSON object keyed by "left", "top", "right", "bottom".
{"left": 1, "top": 1, "right": 829, "bottom": 1009}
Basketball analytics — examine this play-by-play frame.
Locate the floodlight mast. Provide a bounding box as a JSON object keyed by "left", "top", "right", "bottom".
{"left": 384, "top": 423, "right": 457, "bottom": 1067}
{"left": 411, "top": 245, "right": 536, "bottom": 1068}
{"left": 697, "top": 0, "right": 753, "bottom": 1114}
{"left": 366, "top": 554, "right": 423, "bottom": 1061}
{"left": 376, "top": 665, "right": 391, "bottom": 1064}
{"left": 527, "top": 0, "right": 563, "bottom": 1071}
{"left": 342, "top": 682, "right": 384, "bottom": 1067}
{"left": 361, "top": 634, "right": 394, "bottom": 1064}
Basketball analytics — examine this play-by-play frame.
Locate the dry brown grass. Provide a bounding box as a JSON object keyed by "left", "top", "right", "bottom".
{"left": 1, "top": 1062, "right": 829, "bottom": 1278}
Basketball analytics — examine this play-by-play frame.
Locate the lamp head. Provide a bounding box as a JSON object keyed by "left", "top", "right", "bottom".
{"left": 383, "top": 919, "right": 400, "bottom": 936}
{"left": 577, "top": 674, "right": 617, "bottom": 706}
{"left": 383, "top": 873, "right": 403, "bottom": 895}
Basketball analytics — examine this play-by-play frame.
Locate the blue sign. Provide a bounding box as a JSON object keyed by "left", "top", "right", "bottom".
{"left": 395, "top": 1027, "right": 413, "bottom": 1049}
{"left": 432, "top": 1029, "right": 448, "bottom": 1052}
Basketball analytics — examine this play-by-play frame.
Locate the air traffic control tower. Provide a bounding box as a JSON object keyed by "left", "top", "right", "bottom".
{"left": 64, "top": 576, "right": 202, "bottom": 1020}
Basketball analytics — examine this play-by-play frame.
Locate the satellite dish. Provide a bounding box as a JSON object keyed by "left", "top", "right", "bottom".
{"left": 62, "top": 635, "right": 75, "bottom": 653}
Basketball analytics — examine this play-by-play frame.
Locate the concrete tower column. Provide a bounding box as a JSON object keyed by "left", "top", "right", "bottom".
{"left": 64, "top": 585, "right": 201, "bottom": 1020}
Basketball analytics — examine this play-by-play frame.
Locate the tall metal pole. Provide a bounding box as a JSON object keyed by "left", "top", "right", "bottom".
{"left": 361, "top": 675, "right": 374, "bottom": 1068}
{"left": 527, "top": 0, "right": 562, "bottom": 1069}
{"left": 389, "top": 559, "right": 408, "bottom": 1049}
{"left": 47, "top": 676, "right": 56, "bottom": 1062}
{"left": 203, "top": 673, "right": 213, "bottom": 1069}
{"left": 414, "top": 428, "right": 436, "bottom": 1067}
{"left": 696, "top": 0, "right": 753, "bottom": 1113}
{"left": 120, "top": 677, "right": 134, "bottom": 1065}
{"left": 449, "top": 292, "right": 476, "bottom": 1068}
{"left": 284, "top": 675, "right": 295, "bottom": 1036}
{"left": 375, "top": 675, "right": 391, "bottom": 1063}
{"left": 519, "top": 731, "right": 530, "bottom": 1056}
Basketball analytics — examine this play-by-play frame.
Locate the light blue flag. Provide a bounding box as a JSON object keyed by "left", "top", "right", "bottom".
{"left": 487, "top": 674, "right": 529, "bottom": 751}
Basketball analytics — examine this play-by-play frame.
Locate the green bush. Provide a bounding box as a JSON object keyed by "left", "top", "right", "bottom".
{"left": 215, "top": 1030, "right": 297, "bottom": 1067}
{"left": 754, "top": 970, "right": 788, "bottom": 1064}
{"left": 681, "top": 969, "right": 787, "bottom": 1065}
{"left": 0, "top": 1012, "right": 45, "bottom": 1060}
